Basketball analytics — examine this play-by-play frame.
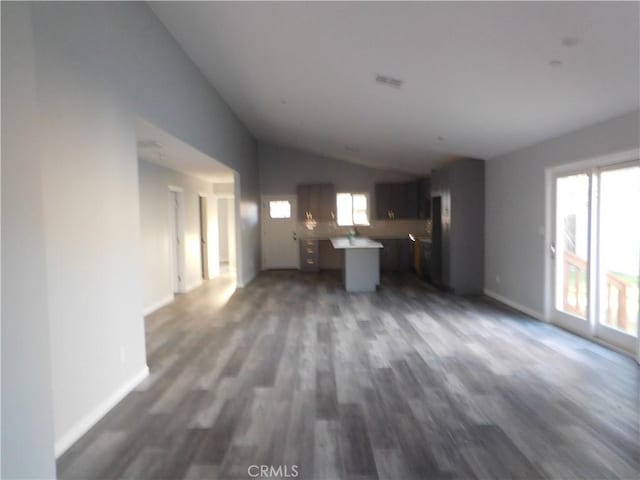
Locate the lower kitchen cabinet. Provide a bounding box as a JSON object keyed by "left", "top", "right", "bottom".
{"left": 300, "top": 239, "right": 319, "bottom": 272}
{"left": 419, "top": 240, "right": 432, "bottom": 281}
{"left": 376, "top": 238, "right": 413, "bottom": 272}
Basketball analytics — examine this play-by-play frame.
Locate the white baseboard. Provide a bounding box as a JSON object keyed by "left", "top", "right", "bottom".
{"left": 54, "top": 365, "right": 149, "bottom": 457}
{"left": 483, "top": 288, "right": 545, "bottom": 321}
{"left": 143, "top": 294, "right": 174, "bottom": 316}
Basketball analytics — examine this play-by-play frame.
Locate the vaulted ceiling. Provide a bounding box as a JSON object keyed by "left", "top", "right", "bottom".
{"left": 150, "top": 2, "right": 639, "bottom": 173}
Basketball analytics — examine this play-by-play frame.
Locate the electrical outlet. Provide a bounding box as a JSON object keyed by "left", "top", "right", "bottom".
{"left": 496, "top": 274, "right": 501, "bottom": 284}
{"left": 119, "top": 346, "right": 126, "bottom": 364}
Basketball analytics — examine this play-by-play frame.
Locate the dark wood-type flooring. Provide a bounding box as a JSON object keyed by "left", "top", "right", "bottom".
{"left": 58, "top": 271, "right": 640, "bottom": 480}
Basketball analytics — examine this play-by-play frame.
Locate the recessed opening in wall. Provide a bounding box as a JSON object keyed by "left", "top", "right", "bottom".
{"left": 136, "top": 117, "right": 240, "bottom": 316}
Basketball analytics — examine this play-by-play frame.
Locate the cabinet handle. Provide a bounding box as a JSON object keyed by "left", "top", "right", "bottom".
{"left": 306, "top": 259, "right": 315, "bottom": 265}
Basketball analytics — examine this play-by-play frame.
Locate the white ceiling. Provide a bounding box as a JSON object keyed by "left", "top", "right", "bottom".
{"left": 136, "top": 118, "right": 234, "bottom": 182}
{"left": 150, "top": 1, "right": 640, "bottom": 173}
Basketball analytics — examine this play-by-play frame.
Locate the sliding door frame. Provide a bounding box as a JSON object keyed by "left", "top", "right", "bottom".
{"left": 549, "top": 168, "right": 593, "bottom": 337}
{"left": 592, "top": 160, "right": 640, "bottom": 353}
{"left": 544, "top": 148, "right": 640, "bottom": 362}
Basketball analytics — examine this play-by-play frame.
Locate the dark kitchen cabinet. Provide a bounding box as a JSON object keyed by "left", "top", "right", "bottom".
{"left": 297, "top": 183, "right": 335, "bottom": 221}
{"left": 404, "top": 181, "right": 419, "bottom": 219}
{"left": 417, "top": 178, "right": 431, "bottom": 219}
{"left": 378, "top": 239, "right": 397, "bottom": 271}
{"left": 376, "top": 238, "right": 413, "bottom": 272}
{"left": 375, "top": 183, "right": 392, "bottom": 220}
{"left": 419, "top": 239, "right": 432, "bottom": 281}
{"left": 375, "top": 180, "right": 425, "bottom": 220}
{"left": 397, "top": 238, "right": 413, "bottom": 270}
{"left": 376, "top": 183, "right": 407, "bottom": 220}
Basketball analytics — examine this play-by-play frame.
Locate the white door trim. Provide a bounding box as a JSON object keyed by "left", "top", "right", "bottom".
{"left": 168, "top": 188, "right": 186, "bottom": 294}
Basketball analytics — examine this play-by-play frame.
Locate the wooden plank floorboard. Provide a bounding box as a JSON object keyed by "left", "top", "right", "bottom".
{"left": 57, "top": 271, "right": 640, "bottom": 480}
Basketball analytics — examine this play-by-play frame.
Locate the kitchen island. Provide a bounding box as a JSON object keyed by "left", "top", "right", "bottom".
{"left": 331, "top": 237, "right": 383, "bottom": 292}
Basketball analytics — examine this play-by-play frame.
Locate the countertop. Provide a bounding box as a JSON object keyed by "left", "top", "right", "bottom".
{"left": 330, "top": 237, "right": 384, "bottom": 249}
{"left": 301, "top": 234, "right": 430, "bottom": 241}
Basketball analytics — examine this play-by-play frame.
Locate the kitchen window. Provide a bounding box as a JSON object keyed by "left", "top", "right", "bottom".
{"left": 337, "top": 193, "right": 370, "bottom": 226}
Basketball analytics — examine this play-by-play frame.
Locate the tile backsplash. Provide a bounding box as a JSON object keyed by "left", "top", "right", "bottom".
{"left": 297, "top": 219, "right": 430, "bottom": 240}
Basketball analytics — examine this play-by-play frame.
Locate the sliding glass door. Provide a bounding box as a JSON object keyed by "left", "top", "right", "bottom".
{"left": 553, "top": 172, "right": 592, "bottom": 335}
{"left": 552, "top": 162, "right": 640, "bottom": 354}
{"left": 595, "top": 164, "right": 639, "bottom": 351}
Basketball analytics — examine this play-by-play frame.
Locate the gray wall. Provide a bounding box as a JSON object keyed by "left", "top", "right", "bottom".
{"left": 485, "top": 110, "right": 640, "bottom": 316}
{"left": 259, "top": 142, "right": 416, "bottom": 197}
{"left": 138, "top": 159, "right": 222, "bottom": 312}
{"left": 2, "top": 1, "right": 258, "bottom": 470}
{"left": 1, "top": 3, "right": 56, "bottom": 477}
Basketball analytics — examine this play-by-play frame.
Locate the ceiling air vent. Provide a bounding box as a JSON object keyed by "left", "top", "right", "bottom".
{"left": 375, "top": 74, "right": 404, "bottom": 88}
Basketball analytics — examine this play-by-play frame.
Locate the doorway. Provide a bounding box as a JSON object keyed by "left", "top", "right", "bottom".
{"left": 550, "top": 160, "right": 639, "bottom": 356}
{"left": 216, "top": 196, "right": 236, "bottom": 276}
{"left": 261, "top": 195, "right": 299, "bottom": 270}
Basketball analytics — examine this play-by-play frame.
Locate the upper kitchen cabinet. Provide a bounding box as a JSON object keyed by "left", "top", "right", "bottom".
{"left": 417, "top": 178, "right": 431, "bottom": 219}
{"left": 375, "top": 183, "right": 392, "bottom": 219}
{"left": 319, "top": 183, "right": 336, "bottom": 221}
{"left": 375, "top": 180, "right": 426, "bottom": 220}
{"left": 404, "top": 181, "right": 419, "bottom": 219}
{"left": 297, "top": 183, "right": 336, "bottom": 221}
{"left": 376, "top": 182, "right": 405, "bottom": 219}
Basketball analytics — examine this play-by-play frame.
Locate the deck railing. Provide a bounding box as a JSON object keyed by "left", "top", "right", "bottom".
{"left": 563, "top": 251, "right": 587, "bottom": 317}
{"left": 562, "top": 250, "right": 631, "bottom": 330}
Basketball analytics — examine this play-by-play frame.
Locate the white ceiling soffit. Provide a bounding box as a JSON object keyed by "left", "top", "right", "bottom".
{"left": 135, "top": 118, "right": 235, "bottom": 183}
{"left": 150, "top": 1, "right": 640, "bottom": 173}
